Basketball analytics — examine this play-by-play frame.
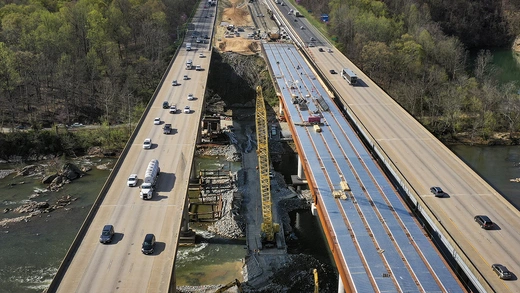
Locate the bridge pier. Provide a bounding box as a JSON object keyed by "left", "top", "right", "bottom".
{"left": 337, "top": 276, "right": 345, "bottom": 293}
{"left": 297, "top": 155, "right": 305, "bottom": 180}
{"left": 179, "top": 195, "right": 195, "bottom": 244}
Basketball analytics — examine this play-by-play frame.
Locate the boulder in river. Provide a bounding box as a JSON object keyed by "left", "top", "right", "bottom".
{"left": 42, "top": 173, "right": 58, "bottom": 184}
{"left": 61, "top": 163, "right": 83, "bottom": 180}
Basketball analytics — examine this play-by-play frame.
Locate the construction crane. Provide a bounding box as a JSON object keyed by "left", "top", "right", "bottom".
{"left": 255, "top": 86, "right": 279, "bottom": 247}
{"left": 214, "top": 279, "right": 242, "bottom": 293}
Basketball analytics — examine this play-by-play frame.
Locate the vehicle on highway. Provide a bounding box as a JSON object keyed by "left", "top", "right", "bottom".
{"left": 140, "top": 159, "right": 160, "bottom": 200}
{"left": 172, "top": 80, "right": 178, "bottom": 86}
{"left": 328, "top": 48, "right": 333, "bottom": 53}
{"left": 99, "top": 225, "right": 115, "bottom": 244}
{"left": 163, "top": 123, "right": 172, "bottom": 134}
{"left": 187, "top": 93, "right": 194, "bottom": 100}
{"left": 143, "top": 138, "right": 152, "bottom": 149}
{"left": 330, "top": 69, "right": 337, "bottom": 74}
{"left": 429, "top": 186, "right": 445, "bottom": 197}
{"left": 310, "top": 37, "right": 316, "bottom": 42}
{"left": 154, "top": 117, "right": 161, "bottom": 125}
{"left": 184, "top": 106, "right": 191, "bottom": 114}
{"left": 199, "top": 53, "right": 205, "bottom": 58}
{"left": 70, "top": 123, "right": 84, "bottom": 128}
{"left": 300, "top": 26, "right": 304, "bottom": 30}
{"left": 196, "top": 65, "right": 202, "bottom": 71}
{"left": 169, "top": 105, "right": 177, "bottom": 114}
{"left": 341, "top": 68, "right": 358, "bottom": 85}
{"left": 162, "top": 101, "right": 169, "bottom": 109}
{"left": 183, "top": 75, "right": 189, "bottom": 80}
{"left": 127, "top": 174, "right": 138, "bottom": 187}
{"left": 474, "top": 215, "right": 494, "bottom": 229}
{"left": 492, "top": 264, "right": 513, "bottom": 280}
{"left": 141, "top": 234, "right": 156, "bottom": 254}
{"left": 319, "top": 48, "right": 325, "bottom": 52}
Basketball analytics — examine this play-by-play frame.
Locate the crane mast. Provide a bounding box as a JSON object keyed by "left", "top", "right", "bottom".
{"left": 255, "top": 86, "right": 279, "bottom": 246}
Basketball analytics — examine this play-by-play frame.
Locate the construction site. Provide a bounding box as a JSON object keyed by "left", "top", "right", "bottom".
{"left": 175, "top": 0, "right": 338, "bottom": 292}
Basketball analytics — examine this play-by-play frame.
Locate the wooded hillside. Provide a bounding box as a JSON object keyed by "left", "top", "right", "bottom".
{"left": 0, "top": 0, "right": 195, "bottom": 129}
{"left": 298, "top": 0, "right": 520, "bottom": 143}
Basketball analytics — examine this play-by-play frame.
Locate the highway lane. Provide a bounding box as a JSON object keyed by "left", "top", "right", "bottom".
{"left": 312, "top": 46, "right": 520, "bottom": 291}
{"left": 54, "top": 3, "right": 215, "bottom": 292}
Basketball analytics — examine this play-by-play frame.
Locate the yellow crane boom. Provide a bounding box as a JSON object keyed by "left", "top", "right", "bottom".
{"left": 255, "top": 86, "right": 279, "bottom": 246}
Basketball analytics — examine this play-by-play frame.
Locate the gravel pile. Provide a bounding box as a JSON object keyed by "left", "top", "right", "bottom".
{"left": 197, "top": 145, "right": 242, "bottom": 162}
{"left": 208, "top": 188, "right": 246, "bottom": 238}
{"left": 176, "top": 285, "right": 221, "bottom": 293}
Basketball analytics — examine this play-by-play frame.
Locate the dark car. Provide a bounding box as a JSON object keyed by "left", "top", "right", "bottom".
{"left": 329, "top": 69, "right": 337, "bottom": 74}
{"left": 99, "top": 225, "right": 115, "bottom": 244}
{"left": 429, "top": 186, "right": 445, "bottom": 197}
{"left": 318, "top": 47, "right": 324, "bottom": 52}
{"left": 141, "top": 233, "right": 156, "bottom": 254}
{"left": 163, "top": 123, "right": 172, "bottom": 134}
{"left": 474, "top": 215, "right": 494, "bottom": 230}
{"left": 492, "top": 264, "right": 513, "bottom": 280}
{"left": 162, "top": 101, "right": 169, "bottom": 109}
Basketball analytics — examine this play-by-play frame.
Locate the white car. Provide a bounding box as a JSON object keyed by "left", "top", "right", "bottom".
{"left": 199, "top": 53, "right": 205, "bottom": 58}
{"left": 172, "top": 80, "right": 178, "bottom": 86}
{"left": 153, "top": 117, "right": 161, "bottom": 125}
{"left": 195, "top": 65, "right": 202, "bottom": 71}
{"left": 127, "top": 174, "right": 138, "bottom": 187}
{"left": 143, "top": 138, "right": 152, "bottom": 149}
{"left": 184, "top": 106, "right": 191, "bottom": 114}
{"left": 169, "top": 105, "right": 177, "bottom": 113}
{"left": 183, "top": 75, "right": 189, "bottom": 80}
{"left": 187, "top": 93, "right": 194, "bottom": 100}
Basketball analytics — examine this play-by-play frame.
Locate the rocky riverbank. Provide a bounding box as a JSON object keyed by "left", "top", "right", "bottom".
{"left": 0, "top": 158, "right": 113, "bottom": 228}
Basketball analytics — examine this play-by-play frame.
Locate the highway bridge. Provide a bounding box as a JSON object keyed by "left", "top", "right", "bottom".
{"left": 267, "top": 1, "right": 520, "bottom": 292}
{"left": 47, "top": 0, "right": 520, "bottom": 292}
{"left": 47, "top": 2, "right": 216, "bottom": 292}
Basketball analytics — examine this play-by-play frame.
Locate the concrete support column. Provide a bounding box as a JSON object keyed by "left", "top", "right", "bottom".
{"left": 190, "top": 162, "right": 198, "bottom": 181}
{"left": 181, "top": 195, "right": 190, "bottom": 233}
{"left": 337, "top": 276, "right": 345, "bottom": 293}
{"left": 279, "top": 98, "right": 283, "bottom": 115}
{"left": 297, "top": 155, "right": 305, "bottom": 180}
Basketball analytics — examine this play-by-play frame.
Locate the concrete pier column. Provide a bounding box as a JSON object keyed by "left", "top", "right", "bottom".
{"left": 179, "top": 193, "right": 195, "bottom": 244}
{"left": 297, "top": 155, "right": 305, "bottom": 180}
{"left": 337, "top": 276, "right": 345, "bottom": 293}
{"left": 279, "top": 98, "right": 283, "bottom": 115}
{"left": 190, "top": 162, "right": 198, "bottom": 181}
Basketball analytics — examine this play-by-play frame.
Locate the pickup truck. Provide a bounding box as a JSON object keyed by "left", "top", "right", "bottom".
{"left": 163, "top": 124, "right": 172, "bottom": 134}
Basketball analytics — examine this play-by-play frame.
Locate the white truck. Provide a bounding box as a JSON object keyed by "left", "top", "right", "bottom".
{"left": 341, "top": 68, "right": 358, "bottom": 85}
{"left": 140, "top": 159, "right": 160, "bottom": 199}
{"left": 186, "top": 43, "right": 192, "bottom": 51}
{"left": 186, "top": 59, "right": 193, "bottom": 70}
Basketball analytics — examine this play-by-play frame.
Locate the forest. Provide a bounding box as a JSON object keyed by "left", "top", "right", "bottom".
{"left": 1, "top": 0, "right": 520, "bottom": 160}
{"left": 299, "top": 0, "right": 520, "bottom": 142}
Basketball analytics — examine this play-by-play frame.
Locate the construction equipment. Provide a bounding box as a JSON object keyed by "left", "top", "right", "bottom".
{"left": 214, "top": 279, "right": 242, "bottom": 293}
{"left": 314, "top": 269, "right": 319, "bottom": 293}
{"left": 255, "top": 86, "right": 280, "bottom": 247}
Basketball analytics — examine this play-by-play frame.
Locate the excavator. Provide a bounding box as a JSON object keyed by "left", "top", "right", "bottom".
{"left": 214, "top": 279, "right": 242, "bottom": 293}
